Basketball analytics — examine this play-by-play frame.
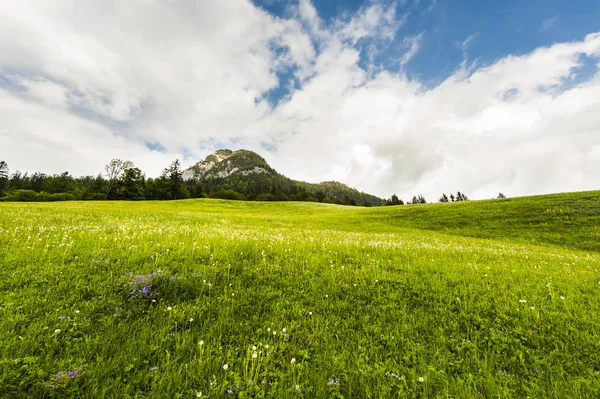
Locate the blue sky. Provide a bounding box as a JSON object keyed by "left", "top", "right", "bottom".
{"left": 256, "top": 0, "right": 600, "bottom": 92}
{"left": 0, "top": 0, "right": 599, "bottom": 200}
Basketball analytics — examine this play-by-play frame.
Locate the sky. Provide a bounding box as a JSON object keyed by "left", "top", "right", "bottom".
{"left": 1, "top": 0, "right": 599, "bottom": 201}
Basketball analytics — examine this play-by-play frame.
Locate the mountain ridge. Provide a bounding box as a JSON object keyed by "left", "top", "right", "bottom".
{"left": 183, "top": 149, "right": 385, "bottom": 206}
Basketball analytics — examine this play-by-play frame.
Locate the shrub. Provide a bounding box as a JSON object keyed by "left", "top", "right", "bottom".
{"left": 210, "top": 189, "right": 246, "bottom": 201}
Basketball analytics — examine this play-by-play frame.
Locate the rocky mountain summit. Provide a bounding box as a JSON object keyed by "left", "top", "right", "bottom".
{"left": 183, "top": 149, "right": 273, "bottom": 181}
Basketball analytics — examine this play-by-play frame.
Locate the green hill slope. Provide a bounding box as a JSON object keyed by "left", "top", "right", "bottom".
{"left": 1, "top": 191, "right": 600, "bottom": 397}
{"left": 363, "top": 190, "right": 600, "bottom": 252}
{"left": 154, "top": 189, "right": 600, "bottom": 252}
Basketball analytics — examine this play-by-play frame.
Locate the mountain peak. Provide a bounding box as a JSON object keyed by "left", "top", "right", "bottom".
{"left": 183, "top": 149, "right": 273, "bottom": 180}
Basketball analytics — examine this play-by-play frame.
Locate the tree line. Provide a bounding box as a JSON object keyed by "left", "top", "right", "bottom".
{"left": 0, "top": 159, "right": 378, "bottom": 206}
{"left": 0, "top": 159, "right": 191, "bottom": 201}
{"left": 1, "top": 160, "right": 507, "bottom": 205}
{"left": 384, "top": 191, "right": 507, "bottom": 206}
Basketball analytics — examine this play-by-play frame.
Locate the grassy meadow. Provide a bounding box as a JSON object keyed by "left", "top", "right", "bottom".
{"left": 1, "top": 191, "right": 600, "bottom": 398}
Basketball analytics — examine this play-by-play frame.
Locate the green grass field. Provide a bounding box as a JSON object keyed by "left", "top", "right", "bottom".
{"left": 1, "top": 191, "right": 600, "bottom": 398}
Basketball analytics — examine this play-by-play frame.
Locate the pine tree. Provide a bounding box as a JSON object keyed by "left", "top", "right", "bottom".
{"left": 0, "top": 161, "right": 8, "bottom": 197}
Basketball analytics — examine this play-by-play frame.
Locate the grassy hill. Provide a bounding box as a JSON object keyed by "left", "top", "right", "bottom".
{"left": 1, "top": 191, "right": 599, "bottom": 397}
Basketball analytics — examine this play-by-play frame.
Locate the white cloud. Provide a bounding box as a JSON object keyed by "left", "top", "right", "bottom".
{"left": 400, "top": 32, "right": 425, "bottom": 66}
{"left": 541, "top": 15, "right": 559, "bottom": 31}
{"left": 1, "top": 1, "right": 599, "bottom": 202}
{"left": 457, "top": 33, "right": 479, "bottom": 59}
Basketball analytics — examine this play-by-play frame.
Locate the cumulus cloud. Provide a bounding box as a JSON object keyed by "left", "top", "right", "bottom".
{"left": 0, "top": 0, "right": 599, "bottom": 201}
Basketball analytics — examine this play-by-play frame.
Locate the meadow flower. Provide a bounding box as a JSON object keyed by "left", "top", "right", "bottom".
{"left": 189, "top": 318, "right": 194, "bottom": 322}
{"left": 196, "top": 392, "right": 202, "bottom": 398}
{"left": 223, "top": 364, "right": 229, "bottom": 370}
{"left": 282, "top": 328, "right": 286, "bottom": 332}
{"left": 199, "top": 340, "right": 204, "bottom": 345}
{"left": 291, "top": 358, "right": 296, "bottom": 364}
{"left": 252, "top": 345, "right": 257, "bottom": 350}
{"left": 252, "top": 352, "right": 257, "bottom": 358}
{"left": 418, "top": 377, "right": 424, "bottom": 382}
{"left": 150, "top": 366, "right": 157, "bottom": 371}
{"left": 519, "top": 299, "right": 527, "bottom": 303}
{"left": 167, "top": 306, "right": 173, "bottom": 311}
{"left": 560, "top": 296, "right": 565, "bottom": 300}
{"left": 54, "top": 329, "right": 61, "bottom": 333}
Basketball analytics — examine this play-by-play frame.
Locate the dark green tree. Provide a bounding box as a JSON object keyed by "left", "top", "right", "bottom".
{"left": 0, "top": 161, "right": 8, "bottom": 197}
{"left": 410, "top": 195, "right": 426, "bottom": 204}
{"left": 161, "top": 160, "right": 189, "bottom": 200}
{"left": 120, "top": 167, "right": 146, "bottom": 200}
{"left": 439, "top": 193, "right": 449, "bottom": 203}
{"left": 387, "top": 194, "right": 404, "bottom": 205}
{"left": 456, "top": 191, "right": 469, "bottom": 201}
{"left": 104, "top": 159, "right": 133, "bottom": 199}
